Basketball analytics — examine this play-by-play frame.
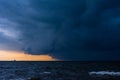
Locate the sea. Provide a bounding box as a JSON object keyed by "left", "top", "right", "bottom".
{"left": 0, "top": 61, "right": 120, "bottom": 80}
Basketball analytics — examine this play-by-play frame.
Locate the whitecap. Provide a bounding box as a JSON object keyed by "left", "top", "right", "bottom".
{"left": 89, "top": 71, "right": 120, "bottom": 76}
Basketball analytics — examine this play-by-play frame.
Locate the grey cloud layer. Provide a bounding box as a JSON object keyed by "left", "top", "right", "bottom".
{"left": 0, "top": 0, "right": 120, "bottom": 60}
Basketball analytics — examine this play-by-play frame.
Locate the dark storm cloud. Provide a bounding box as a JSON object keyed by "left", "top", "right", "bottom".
{"left": 0, "top": 0, "right": 120, "bottom": 60}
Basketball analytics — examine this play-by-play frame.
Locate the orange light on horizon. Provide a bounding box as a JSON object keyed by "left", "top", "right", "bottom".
{"left": 0, "top": 50, "right": 56, "bottom": 61}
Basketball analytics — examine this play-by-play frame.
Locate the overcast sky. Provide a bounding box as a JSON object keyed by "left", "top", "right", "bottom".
{"left": 0, "top": 0, "right": 120, "bottom": 60}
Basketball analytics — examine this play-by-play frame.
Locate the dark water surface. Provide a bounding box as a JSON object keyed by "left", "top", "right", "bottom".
{"left": 0, "top": 61, "right": 120, "bottom": 80}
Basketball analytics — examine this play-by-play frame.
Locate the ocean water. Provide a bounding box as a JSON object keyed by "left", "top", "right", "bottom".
{"left": 0, "top": 61, "right": 120, "bottom": 80}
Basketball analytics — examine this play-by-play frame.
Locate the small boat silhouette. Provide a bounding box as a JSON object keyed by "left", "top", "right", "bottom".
{"left": 13, "top": 59, "right": 16, "bottom": 61}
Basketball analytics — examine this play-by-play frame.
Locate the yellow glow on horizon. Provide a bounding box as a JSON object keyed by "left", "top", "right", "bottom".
{"left": 0, "top": 50, "right": 56, "bottom": 61}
